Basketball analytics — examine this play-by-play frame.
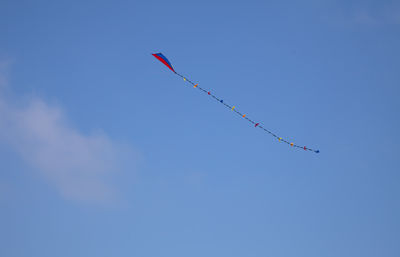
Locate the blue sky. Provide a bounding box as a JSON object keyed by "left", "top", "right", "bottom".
{"left": 1, "top": 0, "right": 399, "bottom": 256}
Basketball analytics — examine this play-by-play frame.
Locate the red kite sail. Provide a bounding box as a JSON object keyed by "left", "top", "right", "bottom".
{"left": 152, "top": 53, "right": 175, "bottom": 72}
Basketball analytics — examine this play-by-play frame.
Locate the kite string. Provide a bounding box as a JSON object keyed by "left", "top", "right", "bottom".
{"left": 174, "top": 71, "right": 319, "bottom": 153}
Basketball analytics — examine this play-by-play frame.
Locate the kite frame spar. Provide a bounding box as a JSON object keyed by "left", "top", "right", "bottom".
{"left": 152, "top": 53, "right": 319, "bottom": 153}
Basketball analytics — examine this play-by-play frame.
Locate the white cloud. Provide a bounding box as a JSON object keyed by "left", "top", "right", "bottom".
{"left": 0, "top": 63, "right": 137, "bottom": 204}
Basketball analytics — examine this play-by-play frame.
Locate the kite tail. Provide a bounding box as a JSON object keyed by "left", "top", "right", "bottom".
{"left": 152, "top": 53, "right": 320, "bottom": 154}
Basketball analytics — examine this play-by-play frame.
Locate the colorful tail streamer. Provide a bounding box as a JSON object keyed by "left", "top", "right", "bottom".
{"left": 152, "top": 53, "right": 320, "bottom": 153}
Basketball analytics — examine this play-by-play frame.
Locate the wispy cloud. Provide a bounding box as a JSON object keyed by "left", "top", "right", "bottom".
{"left": 324, "top": 1, "right": 400, "bottom": 26}
{"left": 352, "top": 6, "right": 400, "bottom": 25}
{"left": 0, "top": 63, "right": 138, "bottom": 204}
{"left": 0, "top": 61, "right": 10, "bottom": 88}
{"left": 353, "top": 10, "right": 380, "bottom": 25}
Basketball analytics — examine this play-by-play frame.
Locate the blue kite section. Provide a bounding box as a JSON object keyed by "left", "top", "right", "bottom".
{"left": 155, "top": 53, "right": 173, "bottom": 69}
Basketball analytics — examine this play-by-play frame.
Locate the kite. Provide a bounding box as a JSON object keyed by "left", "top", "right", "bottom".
{"left": 152, "top": 53, "right": 320, "bottom": 153}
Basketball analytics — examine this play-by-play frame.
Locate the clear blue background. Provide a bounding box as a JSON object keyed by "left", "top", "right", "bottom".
{"left": 1, "top": 0, "right": 399, "bottom": 256}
